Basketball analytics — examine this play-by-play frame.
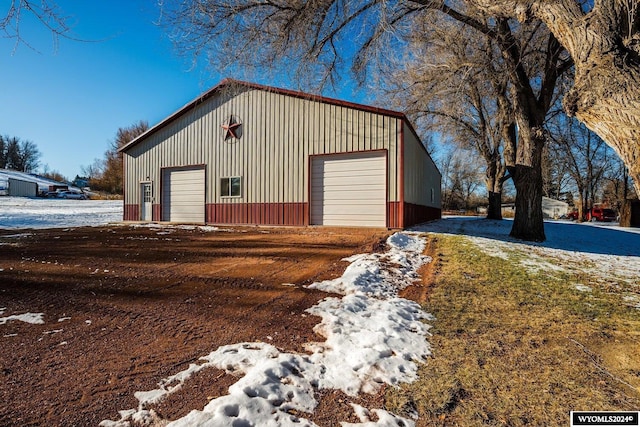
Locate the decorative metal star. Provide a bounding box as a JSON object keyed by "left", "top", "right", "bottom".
{"left": 221, "top": 115, "right": 242, "bottom": 141}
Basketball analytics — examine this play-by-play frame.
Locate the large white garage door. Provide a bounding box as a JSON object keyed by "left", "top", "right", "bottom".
{"left": 162, "top": 167, "right": 205, "bottom": 223}
{"left": 311, "top": 152, "right": 386, "bottom": 227}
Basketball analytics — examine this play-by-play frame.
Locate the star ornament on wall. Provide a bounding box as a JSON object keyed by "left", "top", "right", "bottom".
{"left": 221, "top": 115, "right": 242, "bottom": 141}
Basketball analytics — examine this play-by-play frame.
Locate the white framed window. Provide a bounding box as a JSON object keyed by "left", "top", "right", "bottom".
{"left": 221, "top": 176, "right": 242, "bottom": 198}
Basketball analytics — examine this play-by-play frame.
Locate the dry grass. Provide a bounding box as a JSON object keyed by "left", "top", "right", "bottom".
{"left": 386, "top": 234, "right": 640, "bottom": 426}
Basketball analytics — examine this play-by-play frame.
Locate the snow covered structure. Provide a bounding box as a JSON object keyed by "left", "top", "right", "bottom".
{"left": 542, "top": 197, "right": 569, "bottom": 219}
{"left": 502, "top": 197, "right": 569, "bottom": 219}
{"left": 119, "top": 79, "right": 441, "bottom": 228}
{"left": 0, "top": 169, "right": 68, "bottom": 197}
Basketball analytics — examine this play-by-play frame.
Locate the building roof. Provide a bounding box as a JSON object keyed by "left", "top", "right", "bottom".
{"left": 119, "top": 78, "right": 411, "bottom": 153}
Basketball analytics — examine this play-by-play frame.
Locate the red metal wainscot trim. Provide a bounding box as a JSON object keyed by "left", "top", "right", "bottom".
{"left": 152, "top": 204, "right": 161, "bottom": 222}
{"left": 205, "top": 203, "right": 308, "bottom": 226}
{"left": 402, "top": 203, "right": 442, "bottom": 227}
{"left": 398, "top": 119, "right": 405, "bottom": 229}
{"left": 122, "top": 154, "right": 127, "bottom": 221}
{"left": 124, "top": 204, "right": 140, "bottom": 221}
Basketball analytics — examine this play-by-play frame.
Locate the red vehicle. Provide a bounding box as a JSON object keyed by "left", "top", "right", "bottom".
{"left": 566, "top": 210, "right": 579, "bottom": 220}
{"left": 586, "top": 207, "right": 617, "bottom": 222}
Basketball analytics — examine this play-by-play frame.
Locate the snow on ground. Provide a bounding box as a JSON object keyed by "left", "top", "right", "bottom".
{"left": 0, "top": 196, "right": 122, "bottom": 229}
{"left": 0, "top": 307, "right": 45, "bottom": 325}
{"left": 100, "top": 232, "right": 434, "bottom": 427}
{"left": 415, "top": 216, "right": 640, "bottom": 291}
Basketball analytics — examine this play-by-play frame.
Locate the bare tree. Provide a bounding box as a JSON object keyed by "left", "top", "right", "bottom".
{"left": 438, "top": 146, "right": 483, "bottom": 211}
{"left": 547, "top": 116, "right": 610, "bottom": 221}
{"left": 40, "top": 165, "right": 67, "bottom": 183}
{"left": 381, "top": 15, "right": 515, "bottom": 220}
{"left": 603, "top": 156, "right": 635, "bottom": 213}
{"left": 472, "top": 0, "right": 640, "bottom": 198}
{"left": 1, "top": 0, "right": 72, "bottom": 51}
{"left": 89, "top": 121, "right": 149, "bottom": 194}
{"left": 542, "top": 142, "right": 574, "bottom": 202}
{"left": 1, "top": 135, "right": 40, "bottom": 172}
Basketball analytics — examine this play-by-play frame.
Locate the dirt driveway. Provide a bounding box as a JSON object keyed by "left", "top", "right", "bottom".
{"left": 0, "top": 225, "right": 391, "bottom": 426}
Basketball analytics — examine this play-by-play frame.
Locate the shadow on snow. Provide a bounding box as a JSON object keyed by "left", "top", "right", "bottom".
{"left": 412, "top": 216, "right": 640, "bottom": 258}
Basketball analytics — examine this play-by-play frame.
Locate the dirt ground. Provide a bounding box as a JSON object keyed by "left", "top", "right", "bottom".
{"left": 0, "top": 225, "right": 395, "bottom": 426}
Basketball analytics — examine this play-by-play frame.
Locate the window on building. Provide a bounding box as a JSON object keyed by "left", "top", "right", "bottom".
{"left": 221, "top": 176, "right": 242, "bottom": 197}
{"left": 431, "top": 188, "right": 435, "bottom": 203}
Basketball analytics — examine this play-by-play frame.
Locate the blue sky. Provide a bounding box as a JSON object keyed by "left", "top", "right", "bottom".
{"left": 1, "top": 1, "right": 366, "bottom": 180}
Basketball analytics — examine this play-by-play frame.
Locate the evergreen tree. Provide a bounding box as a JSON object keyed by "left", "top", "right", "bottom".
{"left": 5, "top": 137, "right": 22, "bottom": 170}
{"left": 0, "top": 135, "right": 6, "bottom": 169}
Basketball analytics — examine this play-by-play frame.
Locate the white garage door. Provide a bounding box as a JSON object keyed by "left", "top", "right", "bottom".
{"left": 162, "top": 167, "right": 205, "bottom": 223}
{"left": 311, "top": 152, "right": 386, "bottom": 227}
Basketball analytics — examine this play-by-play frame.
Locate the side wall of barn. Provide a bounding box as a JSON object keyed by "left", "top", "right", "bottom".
{"left": 402, "top": 122, "right": 442, "bottom": 227}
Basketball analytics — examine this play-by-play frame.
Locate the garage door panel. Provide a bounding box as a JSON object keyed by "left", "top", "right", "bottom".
{"left": 321, "top": 207, "right": 386, "bottom": 216}
{"left": 162, "top": 168, "right": 205, "bottom": 223}
{"left": 322, "top": 192, "right": 386, "bottom": 202}
{"left": 321, "top": 218, "right": 383, "bottom": 227}
{"left": 311, "top": 153, "right": 386, "bottom": 227}
{"left": 316, "top": 177, "right": 385, "bottom": 187}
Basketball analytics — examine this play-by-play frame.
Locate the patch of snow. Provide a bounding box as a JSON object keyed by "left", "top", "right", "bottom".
{"left": 0, "top": 197, "right": 122, "bottom": 229}
{"left": 0, "top": 233, "right": 33, "bottom": 239}
{"left": 575, "top": 284, "right": 593, "bottom": 293}
{"left": 309, "top": 232, "right": 431, "bottom": 298}
{"left": 623, "top": 295, "right": 640, "bottom": 309}
{"left": 195, "top": 225, "right": 220, "bottom": 232}
{"left": 466, "top": 236, "right": 510, "bottom": 260}
{"left": 58, "top": 317, "right": 71, "bottom": 322}
{"left": 342, "top": 404, "right": 415, "bottom": 427}
{"left": 101, "top": 232, "right": 434, "bottom": 426}
{"left": 0, "top": 312, "right": 45, "bottom": 325}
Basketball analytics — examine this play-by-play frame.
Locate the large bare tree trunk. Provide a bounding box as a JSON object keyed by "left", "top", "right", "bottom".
{"left": 476, "top": 0, "right": 640, "bottom": 195}
{"left": 508, "top": 132, "right": 546, "bottom": 241}
{"left": 486, "top": 159, "right": 506, "bottom": 220}
{"left": 511, "top": 166, "right": 545, "bottom": 240}
{"left": 566, "top": 64, "right": 640, "bottom": 197}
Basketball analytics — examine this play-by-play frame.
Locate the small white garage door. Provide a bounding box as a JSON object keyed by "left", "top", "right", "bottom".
{"left": 162, "top": 167, "right": 205, "bottom": 223}
{"left": 311, "top": 152, "right": 386, "bottom": 227}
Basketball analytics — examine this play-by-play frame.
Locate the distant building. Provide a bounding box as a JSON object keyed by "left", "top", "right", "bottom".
{"left": 119, "top": 79, "right": 442, "bottom": 228}
{"left": 0, "top": 168, "right": 69, "bottom": 197}
{"left": 542, "top": 197, "right": 569, "bottom": 219}
{"left": 8, "top": 178, "right": 37, "bottom": 197}
{"left": 501, "top": 197, "right": 569, "bottom": 219}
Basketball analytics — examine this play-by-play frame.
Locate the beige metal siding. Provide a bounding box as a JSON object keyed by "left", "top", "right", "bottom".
{"left": 162, "top": 167, "right": 205, "bottom": 222}
{"left": 403, "top": 122, "right": 441, "bottom": 207}
{"left": 123, "top": 87, "right": 403, "bottom": 214}
{"left": 311, "top": 152, "right": 386, "bottom": 226}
